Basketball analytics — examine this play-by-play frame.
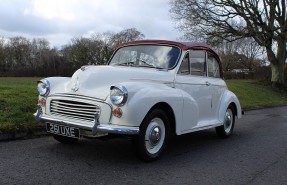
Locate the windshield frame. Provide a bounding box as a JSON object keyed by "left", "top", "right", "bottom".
{"left": 108, "top": 44, "right": 182, "bottom": 70}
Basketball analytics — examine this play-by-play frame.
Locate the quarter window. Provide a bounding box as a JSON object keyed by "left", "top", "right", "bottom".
{"left": 207, "top": 54, "right": 220, "bottom": 78}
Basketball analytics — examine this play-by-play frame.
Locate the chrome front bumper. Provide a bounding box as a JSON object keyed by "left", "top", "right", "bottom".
{"left": 34, "top": 112, "right": 139, "bottom": 136}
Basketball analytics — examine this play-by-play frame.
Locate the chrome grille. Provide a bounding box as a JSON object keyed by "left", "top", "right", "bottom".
{"left": 50, "top": 99, "right": 100, "bottom": 122}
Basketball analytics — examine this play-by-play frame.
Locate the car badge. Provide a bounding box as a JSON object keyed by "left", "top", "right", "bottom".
{"left": 72, "top": 77, "right": 79, "bottom": 92}
{"left": 81, "top": 66, "right": 87, "bottom": 71}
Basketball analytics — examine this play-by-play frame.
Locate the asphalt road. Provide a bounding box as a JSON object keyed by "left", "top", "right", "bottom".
{"left": 1, "top": 106, "right": 287, "bottom": 185}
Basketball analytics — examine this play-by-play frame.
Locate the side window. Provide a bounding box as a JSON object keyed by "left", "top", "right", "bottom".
{"left": 189, "top": 50, "right": 206, "bottom": 76}
{"left": 207, "top": 54, "right": 220, "bottom": 78}
{"left": 178, "top": 53, "right": 190, "bottom": 75}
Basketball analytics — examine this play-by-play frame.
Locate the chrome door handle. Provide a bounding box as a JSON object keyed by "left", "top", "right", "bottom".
{"left": 205, "top": 81, "right": 210, "bottom": 86}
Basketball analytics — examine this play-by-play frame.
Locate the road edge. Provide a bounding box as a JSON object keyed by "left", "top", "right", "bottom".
{"left": 1, "top": 105, "right": 287, "bottom": 142}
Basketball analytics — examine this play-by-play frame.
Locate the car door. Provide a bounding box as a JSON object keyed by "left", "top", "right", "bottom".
{"left": 175, "top": 50, "right": 213, "bottom": 131}
{"left": 207, "top": 52, "right": 226, "bottom": 121}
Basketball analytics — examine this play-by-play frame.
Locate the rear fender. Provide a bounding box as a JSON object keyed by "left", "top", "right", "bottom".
{"left": 218, "top": 90, "right": 242, "bottom": 123}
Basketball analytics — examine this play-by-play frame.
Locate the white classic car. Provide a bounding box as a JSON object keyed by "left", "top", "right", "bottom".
{"left": 34, "top": 40, "right": 242, "bottom": 161}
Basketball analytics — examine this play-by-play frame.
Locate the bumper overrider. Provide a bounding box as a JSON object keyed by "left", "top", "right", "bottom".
{"left": 34, "top": 107, "right": 139, "bottom": 137}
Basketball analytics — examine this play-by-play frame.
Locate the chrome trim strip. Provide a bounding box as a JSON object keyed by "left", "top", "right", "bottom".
{"left": 50, "top": 93, "right": 105, "bottom": 102}
{"left": 97, "top": 124, "right": 139, "bottom": 135}
{"left": 51, "top": 101, "right": 98, "bottom": 108}
{"left": 51, "top": 113, "right": 94, "bottom": 122}
{"left": 51, "top": 109, "right": 95, "bottom": 118}
{"left": 130, "top": 78, "right": 173, "bottom": 84}
{"left": 34, "top": 113, "right": 139, "bottom": 135}
{"left": 50, "top": 105, "right": 99, "bottom": 114}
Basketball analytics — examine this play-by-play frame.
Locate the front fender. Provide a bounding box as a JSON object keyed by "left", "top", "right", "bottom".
{"left": 218, "top": 90, "right": 242, "bottom": 123}
{"left": 40, "top": 77, "right": 71, "bottom": 95}
{"left": 108, "top": 82, "right": 184, "bottom": 131}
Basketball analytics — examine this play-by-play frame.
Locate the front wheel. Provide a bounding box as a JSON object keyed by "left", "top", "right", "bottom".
{"left": 216, "top": 105, "right": 235, "bottom": 138}
{"left": 132, "top": 109, "right": 170, "bottom": 162}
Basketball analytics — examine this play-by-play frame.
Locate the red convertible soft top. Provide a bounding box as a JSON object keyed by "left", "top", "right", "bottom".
{"left": 116, "top": 40, "right": 219, "bottom": 58}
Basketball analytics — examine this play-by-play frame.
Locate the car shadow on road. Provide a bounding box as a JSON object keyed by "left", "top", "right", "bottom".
{"left": 44, "top": 128, "right": 244, "bottom": 166}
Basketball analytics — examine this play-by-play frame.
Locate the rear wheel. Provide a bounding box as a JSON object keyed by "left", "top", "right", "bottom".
{"left": 132, "top": 109, "right": 170, "bottom": 162}
{"left": 52, "top": 134, "right": 79, "bottom": 144}
{"left": 216, "top": 105, "right": 235, "bottom": 138}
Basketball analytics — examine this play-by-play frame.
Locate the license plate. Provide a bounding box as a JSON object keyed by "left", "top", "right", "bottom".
{"left": 46, "top": 123, "right": 80, "bottom": 139}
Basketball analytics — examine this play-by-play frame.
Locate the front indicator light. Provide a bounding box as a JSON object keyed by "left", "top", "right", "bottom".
{"left": 112, "top": 107, "right": 123, "bottom": 118}
{"left": 38, "top": 98, "right": 46, "bottom": 106}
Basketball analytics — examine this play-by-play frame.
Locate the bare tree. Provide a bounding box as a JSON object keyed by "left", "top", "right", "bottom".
{"left": 6, "top": 36, "right": 32, "bottom": 70}
{"left": 216, "top": 38, "right": 264, "bottom": 72}
{"left": 31, "top": 38, "right": 51, "bottom": 70}
{"left": 63, "top": 36, "right": 109, "bottom": 68}
{"left": 236, "top": 38, "right": 264, "bottom": 70}
{"left": 91, "top": 31, "right": 115, "bottom": 63}
{"left": 170, "top": 0, "right": 287, "bottom": 88}
{"left": 0, "top": 37, "right": 6, "bottom": 74}
{"left": 110, "top": 28, "right": 145, "bottom": 47}
{"left": 62, "top": 28, "right": 145, "bottom": 68}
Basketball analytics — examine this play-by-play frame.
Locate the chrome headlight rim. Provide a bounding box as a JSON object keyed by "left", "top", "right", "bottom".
{"left": 37, "top": 79, "right": 50, "bottom": 96}
{"left": 110, "top": 85, "right": 128, "bottom": 106}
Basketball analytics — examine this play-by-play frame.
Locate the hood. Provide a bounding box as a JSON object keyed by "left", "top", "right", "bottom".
{"left": 52, "top": 65, "right": 175, "bottom": 100}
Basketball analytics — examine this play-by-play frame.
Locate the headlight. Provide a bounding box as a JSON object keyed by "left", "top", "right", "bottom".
{"left": 110, "top": 85, "right": 128, "bottom": 106}
{"left": 37, "top": 80, "right": 50, "bottom": 96}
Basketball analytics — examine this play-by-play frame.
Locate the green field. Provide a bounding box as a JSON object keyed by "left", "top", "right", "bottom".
{"left": 226, "top": 80, "right": 287, "bottom": 109}
{"left": 0, "top": 78, "right": 287, "bottom": 133}
{"left": 0, "top": 77, "right": 43, "bottom": 133}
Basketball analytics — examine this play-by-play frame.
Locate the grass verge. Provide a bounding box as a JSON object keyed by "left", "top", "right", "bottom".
{"left": 0, "top": 78, "right": 287, "bottom": 134}
{"left": 0, "top": 77, "right": 44, "bottom": 134}
{"left": 226, "top": 80, "right": 287, "bottom": 109}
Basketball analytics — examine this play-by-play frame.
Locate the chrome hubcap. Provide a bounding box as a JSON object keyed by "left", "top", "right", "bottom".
{"left": 224, "top": 109, "right": 233, "bottom": 133}
{"left": 145, "top": 118, "right": 165, "bottom": 154}
{"left": 149, "top": 126, "right": 161, "bottom": 146}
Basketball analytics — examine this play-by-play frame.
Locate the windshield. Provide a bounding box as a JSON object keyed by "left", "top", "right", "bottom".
{"left": 109, "top": 45, "right": 181, "bottom": 69}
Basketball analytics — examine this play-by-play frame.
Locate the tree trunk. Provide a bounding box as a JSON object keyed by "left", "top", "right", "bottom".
{"left": 266, "top": 41, "right": 286, "bottom": 89}
{"left": 270, "top": 62, "right": 285, "bottom": 89}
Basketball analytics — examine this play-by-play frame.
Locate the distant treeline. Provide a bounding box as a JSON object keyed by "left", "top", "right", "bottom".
{"left": 0, "top": 28, "right": 144, "bottom": 77}
{"left": 0, "top": 28, "right": 270, "bottom": 80}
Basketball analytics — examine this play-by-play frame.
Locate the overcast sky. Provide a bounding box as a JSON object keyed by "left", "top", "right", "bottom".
{"left": 0, "top": 0, "right": 182, "bottom": 48}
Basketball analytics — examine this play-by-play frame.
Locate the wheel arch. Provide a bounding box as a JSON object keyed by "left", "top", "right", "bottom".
{"left": 141, "top": 102, "right": 176, "bottom": 134}
{"left": 229, "top": 102, "right": 237, "bottom": 116}
{"left": 218, "top": 90, "right": 242, "bottom": 123}
{"left": 144, "top": 102, "right": 176, "bottom": 136}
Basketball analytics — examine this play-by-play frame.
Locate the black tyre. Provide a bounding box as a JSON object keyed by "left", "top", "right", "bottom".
{"left": 52, "top": 134, "right": 79, "bottom": 144}
{"left": 132, "top": 109, "right": 170, "bottom": 162}
{"left": 216, "top": 105, "right": 235, "bottom": 138}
